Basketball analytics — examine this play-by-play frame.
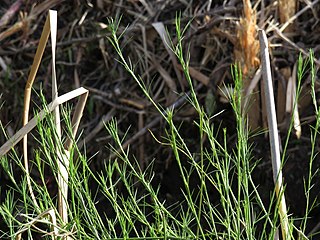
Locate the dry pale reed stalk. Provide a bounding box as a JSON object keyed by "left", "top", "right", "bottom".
{"left": 259, "top": 29, "right": 290, "bottom": 240}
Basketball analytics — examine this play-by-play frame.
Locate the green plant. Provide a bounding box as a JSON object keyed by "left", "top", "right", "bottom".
{"left": 0, "top": 15, "right": 319, "bottom": 240}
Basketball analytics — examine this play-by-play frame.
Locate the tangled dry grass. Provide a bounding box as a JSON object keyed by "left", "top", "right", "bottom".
{"left": 0, "top": 0, "right": 320, "bottom": 237}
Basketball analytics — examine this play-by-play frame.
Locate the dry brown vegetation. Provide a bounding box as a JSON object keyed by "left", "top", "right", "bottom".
{"left": 0, "top": 0, "right": 320, "bottom": 237}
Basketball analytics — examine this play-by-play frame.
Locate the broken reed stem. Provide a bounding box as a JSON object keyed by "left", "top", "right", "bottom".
{"left": 258, "top": 29, "right": 290, "bottom": 239}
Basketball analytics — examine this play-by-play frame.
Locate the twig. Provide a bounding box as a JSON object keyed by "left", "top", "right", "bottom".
{"left": 273, "top": 26, "right": 320, "bottom": 67}
{"left": 0, "top": 0, "right": 23, "bottom": 28}
{"left": 0, "top": 0, "right": 64, "bottom": 41}
{"left": 259, "top": 29, "right": 290, "bottom": 240}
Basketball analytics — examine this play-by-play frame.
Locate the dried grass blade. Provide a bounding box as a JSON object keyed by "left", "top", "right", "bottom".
{"left": 64, "top": 91, "right": 89, "bottom": 151}
{"left": 15, "top": 208, "right": 58, "bottom": 240}
{"left": 152, "top": 22, "right": 182, "bottom": 88}
{"left": 291, "top": 63, "right": 301, "bottom": 138}
{"left": 47, "top": 10, "right": 68, "bottom": 224}
{"left": 0, "top": 87, "right": 89, "bottom": 159}
{"left": 285, "top": 69, "right": 302, "bottom": 137}
{"left": 285, "top": 76, "right": 293, "bottom": 114}
{"left": 49, "top": 10, "right": 60, "bottom": 139}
